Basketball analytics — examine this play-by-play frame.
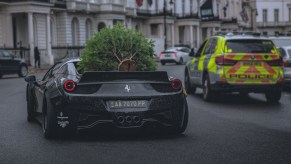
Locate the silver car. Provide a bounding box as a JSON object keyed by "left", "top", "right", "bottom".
{"left": 278, "top": 46, "right": 291, "bottom": 89}
{"left": 159, "top": 47, "right": 191, "bottom": 65}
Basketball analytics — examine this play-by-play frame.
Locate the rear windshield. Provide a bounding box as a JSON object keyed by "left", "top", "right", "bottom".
{"left": 225, "top": 40, "right": 275, "bottom": 53}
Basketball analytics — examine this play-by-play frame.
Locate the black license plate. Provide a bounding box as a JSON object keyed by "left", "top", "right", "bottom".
{"left": 107, "top": 100, "right": 147, "bottom": 109}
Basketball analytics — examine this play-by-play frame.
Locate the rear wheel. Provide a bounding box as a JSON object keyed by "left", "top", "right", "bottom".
{"left": 18, "top": 65, "right": 28, "bottom": 77}
{"left": 265, "top": 90, "right": 281, "bottom": 103}
{"left": 43, "top": 94, "right": 77, "bottom": 139}
{"left": 177, "top": 58, "right": 183, "bottom": 65}
{"left": 27, "top": 89, "right": 36, "bottom": 122}
{"left": 0, "top": 74, "right": 3, "bottom": 78}
{"left": 166, "top": 99, "right": 188, "bottom": 134}
{"left": 43, "top": 95, "right": 58, "bottom": 139}
{"left": 161, "top": 61, "right": 165, "bottom": 65}
{"left": 203, "top": 75, "right": 215, "bottom": 101}
{"left": 184, "top": 72, "right": 196, "bottom": 94}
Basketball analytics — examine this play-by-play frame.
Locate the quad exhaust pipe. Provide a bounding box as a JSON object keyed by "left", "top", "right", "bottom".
{"left": 117, "top": 116, "right": 125, "bottom": 124}
{"left": 116, "top": 116, "right": 141, "bottom": 124}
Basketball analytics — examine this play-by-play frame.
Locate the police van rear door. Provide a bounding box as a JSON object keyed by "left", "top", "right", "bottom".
{"left": 221, "top": 39, "right": 282, "bottom": 85}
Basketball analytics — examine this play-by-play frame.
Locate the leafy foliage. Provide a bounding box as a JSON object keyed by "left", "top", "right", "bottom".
{"left": 78, "top": 23, "right": 157, "bottom": 71}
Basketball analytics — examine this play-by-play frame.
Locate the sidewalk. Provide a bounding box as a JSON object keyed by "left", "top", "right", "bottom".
{"left": 28, "top": 65, "right": 51, "bottom": 75}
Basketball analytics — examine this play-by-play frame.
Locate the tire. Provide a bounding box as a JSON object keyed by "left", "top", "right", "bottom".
{"left": 184, "top": 72, "right": 196, "bottom": 94}
{"left": 43, "top": 94, "right": 58, "bottom": 139}
{"left": 0, "top": 74, "right": 3, "bottom": 78}
{"left": 203, "top": 75, "right": 215, "bottom": 101}
{"left": 166, "top": 99, "right": 188, "bottom": 134}
{"left": 161, "top": 61, "right": 165, "bottom": 65}
{"left": 26, "top": 88, "right": 36, "bottom": 122}
{"left": 43, "top": 94, "right": 77, "bottom": 139}
{"left": 265, "top": 90, "right": 281, "bottom": 103}
{"left": 177, "top": 58, "right": 183, "bottom": 65}
{"left": 18, "top": 65, "right": 28, "bottom": 77}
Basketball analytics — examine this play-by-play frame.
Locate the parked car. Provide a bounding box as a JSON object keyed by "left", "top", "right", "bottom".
{"left": 0, "top": 49, "right": 28, "bottom": 78}
{"left": 159, "top": 47, "right": 191, "bottom": 65}
{"left": 25, "top": 58, "right": 188, "bottom": 139}
{"left": 278, "top": 46, "right": 291, "bottom": 89}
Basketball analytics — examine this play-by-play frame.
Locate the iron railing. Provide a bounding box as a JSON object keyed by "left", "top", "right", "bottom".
{"left": 52, "top": 46, "right": 85, "bottom": 62}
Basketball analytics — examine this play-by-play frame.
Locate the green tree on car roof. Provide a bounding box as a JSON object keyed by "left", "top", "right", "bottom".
{"left": 78, "top": 23, "right": 157, "bottom": 72}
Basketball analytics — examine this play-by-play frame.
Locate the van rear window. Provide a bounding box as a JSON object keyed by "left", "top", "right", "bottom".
{"left": 225, "top": 40, "right": 275, "bottom": 53}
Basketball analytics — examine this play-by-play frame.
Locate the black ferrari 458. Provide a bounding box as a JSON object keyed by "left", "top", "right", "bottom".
{"left": 25, "top": 58, "right": 188, "bottom": 138}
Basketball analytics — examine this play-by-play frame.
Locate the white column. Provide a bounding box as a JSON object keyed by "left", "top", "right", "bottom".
{"left": 171, "top": 24, "right": 175, "bottom": 47}
{"left": 190, "top": 25, "right": 193, "bottom": 48}
{"left": 196, "top": 26, "right": 200, "bottom": 47}
{"left": 28, "top": 12, "right": 34, "bottom": 66}
{"left": 46, "top": 14, "right": 54, "bottom": 65}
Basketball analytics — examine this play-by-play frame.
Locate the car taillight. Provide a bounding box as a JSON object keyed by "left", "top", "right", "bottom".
{"left": 159, "top": 52, "right": 163, "bottom": 58}
{"left": 215, "top": 56, "right": 237, "bottom": 66}
{"left": 174, "top": 52, "right": 177, "bottom": 58}
{"left": 171, "top": 79, "right": 182, "bottom": 90}
{"left": 63, "top": 80, "right": 76, "bottom": 92}
{"left": 266, "top": 58, "right": 283, "bottom": 66}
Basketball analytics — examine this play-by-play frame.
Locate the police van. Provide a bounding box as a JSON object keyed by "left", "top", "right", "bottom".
{"left": 184, "top": 32, "right": 284, "bottom": 103}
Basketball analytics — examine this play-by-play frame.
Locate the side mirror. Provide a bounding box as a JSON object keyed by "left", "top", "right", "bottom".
{"left": 25, "top": 75, "right": 36, "bottom": 83}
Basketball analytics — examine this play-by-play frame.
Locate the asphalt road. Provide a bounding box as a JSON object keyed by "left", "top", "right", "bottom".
{"left": 0, "top": 63, "right": 290, "bottom": 164}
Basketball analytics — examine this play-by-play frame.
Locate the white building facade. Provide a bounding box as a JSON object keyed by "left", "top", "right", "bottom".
{"left": 3, "top": 0, "right": 288, "bottom": 66}
{"left": 256, "top": 0, "right": 291, "bottom": 35}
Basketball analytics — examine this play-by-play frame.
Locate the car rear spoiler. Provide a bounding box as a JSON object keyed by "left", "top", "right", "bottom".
{"left": 79, "top": 71, "right": 170, "bottom": 83}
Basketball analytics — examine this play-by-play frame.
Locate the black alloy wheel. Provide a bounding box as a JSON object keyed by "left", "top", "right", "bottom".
{"left": 265, "top": 90, "right": 281, "bottom": 103}
{"left": 203, "top": 75, "right": 214, "bottom": 101}
{"left": 184, "top": 72, "right": 196, "bottom": 94}
{"left": 19, "top": 65, "right": 28, "bottom": 77}
{"left": 26, "top": 90, "right": 36, "bottom": 122}
{"left": 166, "top": 98, "right": 188, "bottom": 134}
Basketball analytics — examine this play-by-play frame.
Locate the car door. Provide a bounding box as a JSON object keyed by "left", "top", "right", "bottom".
{"left": 0, "top": 50, "right": 16, "bottom": 74}
{"left": 3, "top": 51, "right": 18, "bottom": 72}
{"left": 189, "top": 40, "right": 208, "bottom": 85}
{"left": 201, "top": 38, "right": 218, "bottom": 84}
{"left": 34, "top": 63, "right": 62, "bottom": 112}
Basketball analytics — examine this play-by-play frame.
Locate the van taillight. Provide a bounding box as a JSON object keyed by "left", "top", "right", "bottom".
{"left": 267, "top": 58, "right": 283, "bottom": 66}
{"left": 63, "top": 80, "right": 76, "bottom": 92}
{"left": 171, "top": 79, "right": 182, "bottom": 90}
{"left": 215, "top": 56, "right": 237, "bottom": 66}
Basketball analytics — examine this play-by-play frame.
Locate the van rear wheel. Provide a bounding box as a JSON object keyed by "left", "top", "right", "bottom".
{"left": 265, "top": 90, "right": 281, "bottom": 103}
{"left": 203, "top": 75, "right": 215, "bottom": 101}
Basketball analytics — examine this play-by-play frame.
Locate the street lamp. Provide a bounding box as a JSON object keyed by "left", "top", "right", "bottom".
{"left": 164, "top": 0, "right": 174, "bottom": 50}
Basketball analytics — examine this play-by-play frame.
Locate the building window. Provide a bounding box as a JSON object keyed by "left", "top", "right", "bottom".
{"left": 274, "top": 9, "right": 279, "bottom": 23}
{"left": 150, "top": 24, "right": 159, "bottom": 36}
{"left": 190, "top": 0, "right": 193, "bottom": 14}
{"left": 182, "top": 0, "right": 185, "bottom": 16}
{"left": 98, "top": 22, "right": 106, "bottom": 32}
{"left": 71, "top": 18, "right": 79, "bottom": 46}
{"left": 263, "top": 9, "right": 268, "bottom": 23}
{"left": 85, "top": 19, "right": 92, "bottom": 41}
